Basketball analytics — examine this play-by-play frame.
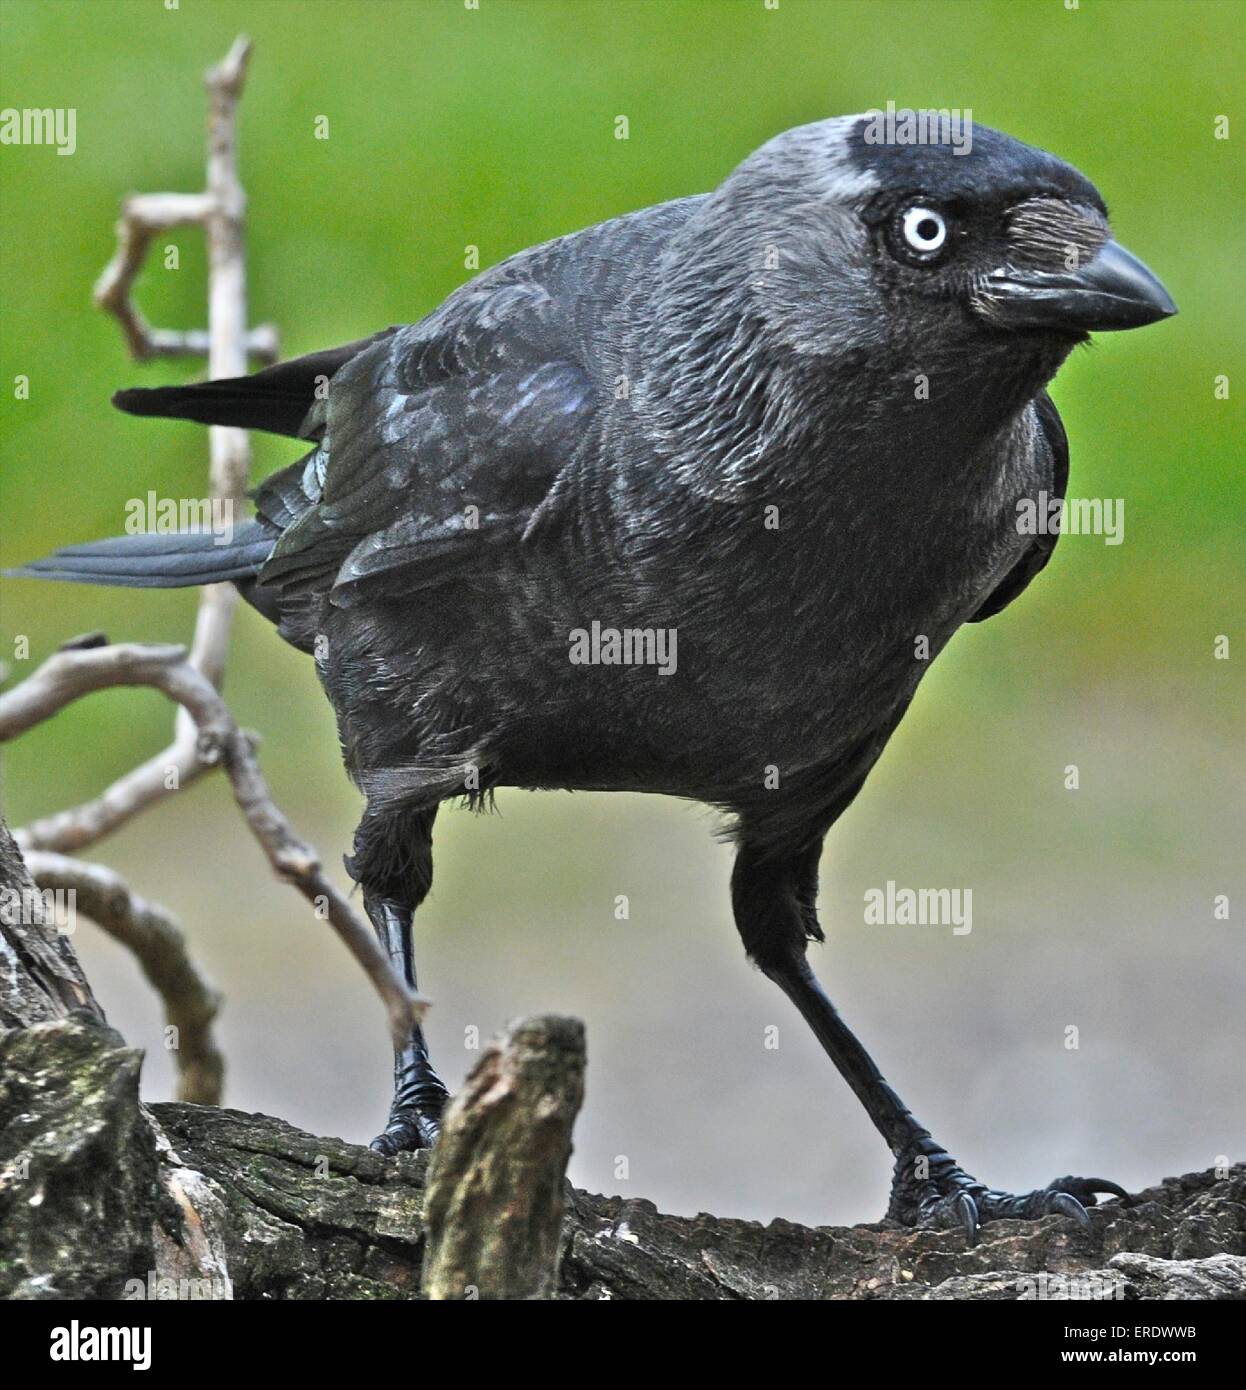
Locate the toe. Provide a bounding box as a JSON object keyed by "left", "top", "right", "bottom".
{"left": 953, "top": 1190, "right": 980, "bottom": 1245}
{"left": 370, "top": 1118, "right": 422, "bottom": 1155}
{"left": 911, "top": 1185, "right": 982, "bottom": 1241}
{"left": 1047, "top": 1176, "right": 1132, "bottom": 1207}
{"left": 884, "top": 1144, "right": 1128, "bottom": 1238}
{"left": 1045, "top": 1190, "right": 1092, "bottom": 1229}
{"left": 370, "top": 1108, "right": 440, "bottom": 1155}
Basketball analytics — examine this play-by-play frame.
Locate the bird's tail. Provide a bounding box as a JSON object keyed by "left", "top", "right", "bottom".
{"left": 111, "top": 328, "right": 398, "bottom": 438}
{"left": 5, "top": 520, "right": 274, "bottom": 590}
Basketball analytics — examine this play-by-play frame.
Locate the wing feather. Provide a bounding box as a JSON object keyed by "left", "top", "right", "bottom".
{"left": 969, "top": 391, "right": 1069, "bottom": 623}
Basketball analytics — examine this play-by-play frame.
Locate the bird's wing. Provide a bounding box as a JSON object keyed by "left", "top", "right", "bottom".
{"left": 255, "top": 280, "right": 598, "bottom": 602}
{"left": 967, "top": 391, "right": 1068, "bottom": 623}
{"left": 253, "top": 198, "right": 703, "bottom": 603}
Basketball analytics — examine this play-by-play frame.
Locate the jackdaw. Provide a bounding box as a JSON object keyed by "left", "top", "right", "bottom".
{"left": 11, "top": 115, "right": 1177, "bottom": 1236}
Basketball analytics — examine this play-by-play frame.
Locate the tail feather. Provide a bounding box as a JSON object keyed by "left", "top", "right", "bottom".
{"left": 111, "top": 329, "right": 397, "bottom": 438}
{"left": 6, "top": 521, "right": 274, "bottom": 590}
{"left": 111, "top": 380, "right": 314, "bottom": 438}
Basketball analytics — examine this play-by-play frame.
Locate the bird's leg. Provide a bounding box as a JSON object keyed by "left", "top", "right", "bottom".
{"left": 349, "top": 802, "right": 448, "bottom": 1155}
{"left": 732, "top": 838, "right": 1130, "bottom": 1241}
{"left": 363, "top": 892, "right": 449, "bottom": 1154}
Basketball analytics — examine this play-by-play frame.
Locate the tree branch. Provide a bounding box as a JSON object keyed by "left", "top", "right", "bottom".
{"left": 92, "top": 190, "right": 275, "bottom": 362}
{"left": 2, "top": 1011, "right": 1242, "bottom": 1301}
{"left": 22, "top": 850, "right": 224, "bottom": 1105}
{"left": 40, "top": 33, "right": 278, "bottom": 866}
{"left": 92, "top": 36, "right": 278, "bottom": 371}
{"left": 0, "top": 641, "right": 426, "bottom": 1045}
{"left": 4, "top": 41, "right": 421, "bottom": 1102}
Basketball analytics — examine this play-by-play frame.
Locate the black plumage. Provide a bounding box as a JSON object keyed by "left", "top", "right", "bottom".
{"left": 11, "top": 115, "right": 1176, "bottom": 1233}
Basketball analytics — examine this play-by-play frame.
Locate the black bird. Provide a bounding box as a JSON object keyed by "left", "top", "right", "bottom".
{"left": 11, "top": 116, "right": 1176, "bottom": 1237}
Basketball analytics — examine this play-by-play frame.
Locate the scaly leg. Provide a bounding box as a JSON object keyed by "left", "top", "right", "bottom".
{"left": 347, "top": 803, "right": 448, "bottom": 1154}
{"left": 731, "top": 836, "right": 1129, "bottom": 1241}
{"left": 364, "top": 891, "right": 449, "bottom": 1153}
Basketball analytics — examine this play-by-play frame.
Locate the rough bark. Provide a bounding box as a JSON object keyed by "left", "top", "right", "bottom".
{"left": 422, "top": 1015, "right": 586, "bottom": 1299}
{"left": 0, "top": 1019, "right": 158, "bottom": 1299}
{"left": 0, "top": 1013, "right": 1242, "bottom": 1300}
{"left": 0, "top": 819, "right": 101, "bottom": 1030}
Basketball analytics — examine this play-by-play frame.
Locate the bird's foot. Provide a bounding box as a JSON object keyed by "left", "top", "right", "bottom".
{"left": 369, "top": 1105, "right": 442, "bottom": 1155}
{"left": 369, "top": 1056, "right": 448, "bottom": 1155}
{"left": 888, "top": 1135, "right": 1131, "bottom": 1245}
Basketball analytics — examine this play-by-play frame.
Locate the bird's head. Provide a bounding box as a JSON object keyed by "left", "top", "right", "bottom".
{"left": 683, "top": 113, "right": 1175, "bottom": 401}
{"left": 639, "top": 114, "right": 1175, "bottom": 497}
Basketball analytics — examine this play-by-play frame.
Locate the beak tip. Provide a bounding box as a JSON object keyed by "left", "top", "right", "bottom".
{"left": 1132, "top": 294, "right": 1178, "bottom": 329}
{"left": 983, "top": 239, "right": 1178, "bottom": 334}
{"left": 1143, "top": 292, "right": 1178, "bottom": 328}
{"left": 1081, "top": 239, "right": 1178, "bottom": 331}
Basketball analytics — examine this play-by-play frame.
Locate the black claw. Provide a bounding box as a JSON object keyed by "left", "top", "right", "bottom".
{"left": 955, "top": 1191, "right": 979, "bottom": 1246}
{"left": 1084, "top": 1179, "right": 1132, "bottom": 1205}
{"left": 1048, "top": 1175, "right": 1133, "bottom": 1207}
{"left": 888, "top": 1148, "right": 1129, "bottom": 1237}
{"left": 1049, "top": 1191, "right": 1091, "bottom": 1229}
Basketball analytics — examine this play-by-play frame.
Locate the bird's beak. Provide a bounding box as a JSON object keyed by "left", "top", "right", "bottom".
{"left": 981, "top": 239, "right": 1178, "bottom": 333}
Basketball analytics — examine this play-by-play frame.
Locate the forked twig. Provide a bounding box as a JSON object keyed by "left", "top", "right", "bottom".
{"left": 31, "top": 34, "right": 278, "bottom": 860}
{"left": 0, "top": 642, "right": 426, "bottom": 1045}
{"left": 8, "top": 36, "right": 420, "bottom": 1079}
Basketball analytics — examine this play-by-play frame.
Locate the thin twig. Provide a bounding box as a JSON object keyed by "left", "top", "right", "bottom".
{"left": 22, "top": 850, "right": 224, "bottom": 1105}
{"left": 0, "top": 643, "right": 427, "bottom": 1043}
{"left": 18, "top": 734, "right": 210, "bottom": 854}
{"left": 92, "top": 36, "right": 278, "bottom": 368}
{"left": 184, "top": 34, "right": 269, "bottom": 736}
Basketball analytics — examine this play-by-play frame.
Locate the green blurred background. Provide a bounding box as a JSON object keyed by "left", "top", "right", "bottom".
{"left": 1, "top": 0, "right": 1241, "bottom": 1225}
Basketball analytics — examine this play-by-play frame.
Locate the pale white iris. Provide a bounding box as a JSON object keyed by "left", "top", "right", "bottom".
{"left": 901, "top": 206, "right": 947, "bottom": 254}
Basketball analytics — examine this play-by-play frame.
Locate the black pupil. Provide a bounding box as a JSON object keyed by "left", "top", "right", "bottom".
{"left": 915, "top": 217, "right": 940, "bottom": 242}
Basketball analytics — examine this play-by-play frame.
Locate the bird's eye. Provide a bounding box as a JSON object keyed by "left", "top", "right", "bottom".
{"left": 898, "top": 205, "right": 949, "bottom": 260}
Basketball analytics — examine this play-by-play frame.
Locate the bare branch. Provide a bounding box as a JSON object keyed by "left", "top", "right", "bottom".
{"left": 23, "top": 851, "right": 224, "bottom": 1105}
{"left": 92, "top": 186, "right": 277, "bottom": 365}
{"left": 0, "top": 643, "right": 200, "bottom": 738}
{"left": 178, "top": 34, "right": 266, "bottom": 757}
{"left": 37, "top": 35, "right": 281, "bottom": 861}
{"left": 92, "top": 35, "right": 278, "bottom": 373}
{"left": 17, "top": 734, "right": 208, "bottom": 854}
{"left": 0, "top": 642, "right": 427, "bottom": 1044}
